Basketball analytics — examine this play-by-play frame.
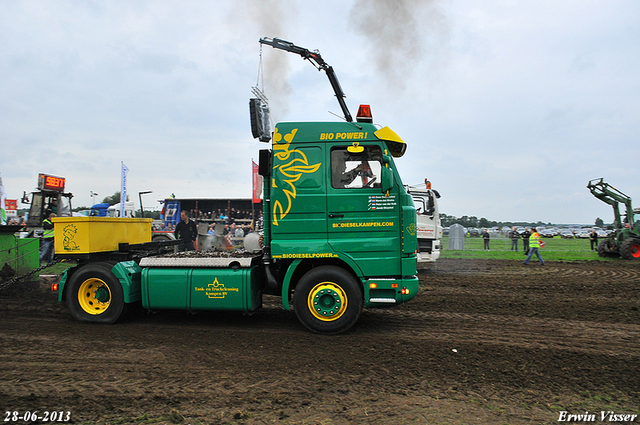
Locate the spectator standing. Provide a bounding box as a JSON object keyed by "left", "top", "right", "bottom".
{"left": 174, "top": 210, "right": 198, "bottom": 251}
{"left": 590, "top": 230, "right": 599, "bottom": 251}
{"left": 521, "top": 228, "right": 531, "bottom": 254}
{"left": 523, "top": 227, "right": 545, "bottom": 265}
{"left": 482, "top": 229, "right": 490, "bottom": 251}
{"left": 510, "top": 227, "right": 520, "bottom": 252}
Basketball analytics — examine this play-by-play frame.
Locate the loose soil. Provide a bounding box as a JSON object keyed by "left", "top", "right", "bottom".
{"left": 1, "top": 259, "right": 638, "bottom": 424}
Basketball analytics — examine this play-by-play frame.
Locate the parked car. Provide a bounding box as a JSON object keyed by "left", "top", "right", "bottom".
{"left": 541, "top": 230, "right": 555, "bottom": 238}
{"left": 560, "top": 230, "right": 574, "bottom": 239}
{"left": 577, "top": 230, "right": 590, "bottom": 239}
{"left": 468, "top": 227, "right": 482, "bottom": 237}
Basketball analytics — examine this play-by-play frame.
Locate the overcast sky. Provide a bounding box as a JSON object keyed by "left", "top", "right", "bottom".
{"left": 1, "top": 0, "right": 638, "bottom": 225}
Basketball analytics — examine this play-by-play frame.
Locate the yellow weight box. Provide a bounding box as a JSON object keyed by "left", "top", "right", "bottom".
{"left": 52, "top": 217, "right": 152, "bottom": 254}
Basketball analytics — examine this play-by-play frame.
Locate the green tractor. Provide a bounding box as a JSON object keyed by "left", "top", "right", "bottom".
{"left": 587, "top": 178, "right": 640, "bottom": 259}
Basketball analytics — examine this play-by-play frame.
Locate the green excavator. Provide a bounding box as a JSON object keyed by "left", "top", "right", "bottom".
{"left": 587, "top": 178, "right": 640, "bottom": 259}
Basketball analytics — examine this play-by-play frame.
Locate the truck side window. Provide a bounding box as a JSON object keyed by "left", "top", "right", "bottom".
{"left": 331, "top": 146, "right": 382, "bottom": 189}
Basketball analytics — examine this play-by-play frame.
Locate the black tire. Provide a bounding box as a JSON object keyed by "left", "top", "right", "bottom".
{"left": 597, "top": 240, "right": 620, "bottom": 258}
{"left": 620, "top": 238, "right": 640, "bottom": 260}
{"left": 65, "top": 262, "right": 126, "bottom": 324}
{"left": 293, "top": 266, "right": 363, "bottom": 335}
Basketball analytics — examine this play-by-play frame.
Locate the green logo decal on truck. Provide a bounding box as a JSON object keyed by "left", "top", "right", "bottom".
{"left": 407, "top": 222, "right": 417, "bottom": 236}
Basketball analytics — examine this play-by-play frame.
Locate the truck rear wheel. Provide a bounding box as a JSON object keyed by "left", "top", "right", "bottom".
{"left": 66, "top": 262, "right": 126, "bottom": 324}
{"left": 620, "top": 238, "right": 640, "bottom": 260}
{"left": 293, "top": 266, "right": 362, "bottom": 335}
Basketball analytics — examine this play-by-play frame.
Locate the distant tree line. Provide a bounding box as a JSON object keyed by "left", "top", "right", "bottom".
{"left": 440, "top": 213, "right": 608, "bottom": 229}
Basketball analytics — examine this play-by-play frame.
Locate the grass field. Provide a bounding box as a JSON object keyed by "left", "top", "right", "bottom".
{"left": 440, "top": 235, "right": 612, "bottom": 261}
{"left": 33, "top": 237, "right": 613, "bottom": 274}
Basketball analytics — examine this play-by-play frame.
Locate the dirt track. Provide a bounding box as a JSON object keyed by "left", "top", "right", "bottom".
{"left": 1, "top": 259, "right": 639, "bottom": 424}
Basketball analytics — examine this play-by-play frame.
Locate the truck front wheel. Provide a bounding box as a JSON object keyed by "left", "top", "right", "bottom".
{"left": 66, "top": 262, "right": 126, "bottom": 324}
{"left": 293, "top": 266, "right": 363, "bottom": 335}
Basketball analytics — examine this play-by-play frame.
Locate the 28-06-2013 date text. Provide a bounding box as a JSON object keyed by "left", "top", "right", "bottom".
{"left": 4, "top": 411, "right": 71, "bottom": 423}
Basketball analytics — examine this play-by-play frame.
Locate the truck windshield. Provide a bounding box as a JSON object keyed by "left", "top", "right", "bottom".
{"left": 412, "top": 194, "right": 434, "bottom": 215}
{"left": 412, "top": 196, "right": 426, "bottom": 214}
{"left": 331, "top": 146, "right": 382, "bottom": 189}
{"left": 58, "top": 196, "right": 72, "bottom": 217}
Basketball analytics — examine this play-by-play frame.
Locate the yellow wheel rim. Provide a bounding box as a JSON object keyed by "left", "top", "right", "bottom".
{"left": 307, "top": 282, "right": 348, "bottom": 321}
{"left": 77, "top": 278, "right": 112, "bottom": 315}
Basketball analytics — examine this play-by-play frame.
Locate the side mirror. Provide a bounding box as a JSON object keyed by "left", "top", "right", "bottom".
{"left": 381, "top": 165, "right": 394, "bottom": 193}
{"left": 381, "top": 154, "right": 394, "bottom": 193}
{"left": 258, "top": 149, "right": 271, "bottom": 177}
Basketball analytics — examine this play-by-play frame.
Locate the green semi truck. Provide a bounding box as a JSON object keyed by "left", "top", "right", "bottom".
{"left": 52, "top": 117, "right": 418, "bottom": 334}
{"left": 52, "top": 39, "right": 419, "bottom": 334}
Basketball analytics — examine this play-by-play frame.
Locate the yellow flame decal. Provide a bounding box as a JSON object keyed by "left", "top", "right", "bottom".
{"left": 272, "top": 128, "right": 321, "bottom": 226}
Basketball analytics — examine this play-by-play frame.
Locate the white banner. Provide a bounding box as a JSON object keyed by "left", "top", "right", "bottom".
{"left": 0, "top": 173, "right": 7, "bottom": 225}
{"left": 120, "top": 162, "right": 129, "bottom": 217}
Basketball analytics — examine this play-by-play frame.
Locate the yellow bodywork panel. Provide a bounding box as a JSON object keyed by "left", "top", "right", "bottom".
{"left": 374, "top": 126, "right": 407, "bottom": 158}
{"left": 53, "top": 217, "right": 152, "bottom": 254}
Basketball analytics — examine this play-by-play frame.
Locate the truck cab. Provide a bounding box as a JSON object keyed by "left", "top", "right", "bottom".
{"left": 264, "top": 122, "right": 417, "bottom": 277}
{"left": 257, "top": 119, "right": 419, "bottom": 333}
{"left": 407, "top": 181, "right": 442, "bottom": 263}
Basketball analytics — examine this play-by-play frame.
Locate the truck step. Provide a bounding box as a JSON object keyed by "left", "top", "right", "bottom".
{"left": 368, "top": 298, "right": 397, "bottom": 304}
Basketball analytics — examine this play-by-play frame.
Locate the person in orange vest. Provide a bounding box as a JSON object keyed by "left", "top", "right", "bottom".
{"left": 523, "top": 227, "right": 545, "bottom": 265}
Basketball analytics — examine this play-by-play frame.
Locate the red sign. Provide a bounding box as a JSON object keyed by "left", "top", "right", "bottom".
{"left": 4, "top": 199, "right": 17, "bottom": 210}
{"left": 38, "top": 173, "right": 66, "bottom": 192}
{"left": 252, "top": 161, "right": 263, "bottom": 203}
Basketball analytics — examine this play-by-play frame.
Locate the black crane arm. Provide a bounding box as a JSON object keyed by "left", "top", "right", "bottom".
{"left": 259, "top": 37, "right": 353, "bottom": 122}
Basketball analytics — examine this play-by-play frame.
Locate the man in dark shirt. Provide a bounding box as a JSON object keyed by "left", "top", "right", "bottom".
{"left": 482, "top": 229, "right": 490, "bottom": 251}
{"left": 510, "top": 227, "right": 520, "bottom": 252}
{"left": 174, "top": 210, "right": 198, "bottom": 251}
{"left": 590, "top": 230, "right": 599, "bottom": 251}
{"left": 521, "top": 228, "right": 531, "bottom": 254}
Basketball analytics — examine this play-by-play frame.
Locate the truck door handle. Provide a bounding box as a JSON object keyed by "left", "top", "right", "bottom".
{"left": 328, "top": 214, "right": 344, "bottom": 218}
